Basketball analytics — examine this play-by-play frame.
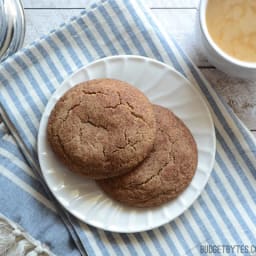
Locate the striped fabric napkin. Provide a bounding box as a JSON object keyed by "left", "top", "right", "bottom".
{"left": 0, "top": 0, "right": 256, "bottom": 255}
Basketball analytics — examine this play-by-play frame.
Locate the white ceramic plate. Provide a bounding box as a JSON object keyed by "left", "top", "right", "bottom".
{"left": 38, "top": 55, "right": 216, "bottom": 233}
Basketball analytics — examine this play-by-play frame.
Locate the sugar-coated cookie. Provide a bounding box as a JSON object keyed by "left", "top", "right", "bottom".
{"left": 47, "top": 79, "right": 156, "bottom": 179}
{"left": 97, "top": 105, "right": 198, "bottom": 207}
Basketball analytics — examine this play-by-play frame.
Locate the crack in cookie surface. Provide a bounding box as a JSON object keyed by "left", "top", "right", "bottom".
{"left": 47, "top": 78, "right": 156, "bottom": 179}
{"left": 97, "top": 105, "right": 198, "bottom": 207}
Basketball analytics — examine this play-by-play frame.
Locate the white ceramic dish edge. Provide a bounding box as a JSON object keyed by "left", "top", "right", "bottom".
{"left": 38, "top": 55, "right": 216, "bottom": 233}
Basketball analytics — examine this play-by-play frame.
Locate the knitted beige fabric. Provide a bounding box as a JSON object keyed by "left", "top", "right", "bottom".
{"left": 0, "top": 213, "right": 54, "bottom": 256}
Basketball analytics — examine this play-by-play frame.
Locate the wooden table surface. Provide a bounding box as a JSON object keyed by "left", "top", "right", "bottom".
{"left": 15, "top": 0, "right": 256, "bottom": 137}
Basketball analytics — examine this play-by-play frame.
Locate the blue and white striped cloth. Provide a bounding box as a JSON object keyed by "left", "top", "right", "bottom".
{"left": 0, "top": 0, "right": 256, "bottom": 255}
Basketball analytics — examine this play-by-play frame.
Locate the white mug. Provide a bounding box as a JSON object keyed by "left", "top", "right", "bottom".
{"left": 199, "top": 0, "right": 256, "bottom": 80}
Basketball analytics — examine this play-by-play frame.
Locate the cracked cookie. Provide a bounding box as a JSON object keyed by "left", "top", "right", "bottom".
{"left": 97, "top": 105, "right": 198, "bottom": 207}
{"left": 47, "top": 79, "right": 156, "bottom": 179}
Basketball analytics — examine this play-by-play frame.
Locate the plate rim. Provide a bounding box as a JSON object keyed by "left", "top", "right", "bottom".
{"left": 38, "top": 55, "right": 216, "bottom": 233}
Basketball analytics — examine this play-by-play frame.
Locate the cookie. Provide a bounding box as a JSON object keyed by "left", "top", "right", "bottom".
{"left": 47, "top": 79, "right": 156, "bottom": 179}
{"left": 97, "top": 105, "right": 198, "bottom": 207}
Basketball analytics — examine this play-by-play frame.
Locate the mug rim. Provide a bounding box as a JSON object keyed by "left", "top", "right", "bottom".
{"left": 199, "top": 0, "right": 256, "bottom": 69}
